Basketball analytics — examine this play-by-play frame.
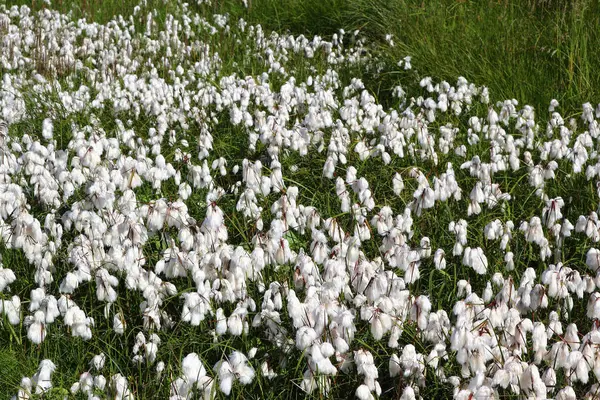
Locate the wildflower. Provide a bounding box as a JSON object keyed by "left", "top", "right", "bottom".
{"left": 433, "top": 249, "right": 446, "bottom": 270}
{"left": 109, "top": 374, "right": 133, "bottom": 400}
{"left": 586, "top": 248, "right": 600, "bottom": 272}
{"left": 462, "top": 247, "right": 488, "bottom": 275}
{"left": 214, "top": 351, "right": 255, "bottom": 395}
{"left": 32, "top": 359, "right": 56, "bottom": 394}
{"left": 0, "top": 266, "right": 16, "bottom": 292}
{"left": 90, "top": 353, "right": 106, "bottom": 371}
{"left": 25, "top": 311, "right": 46, "bottom": 344}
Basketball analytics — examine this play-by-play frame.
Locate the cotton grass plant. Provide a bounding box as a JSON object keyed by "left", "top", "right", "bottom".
{"left": 1, "top": 0, "right": 600, "bottom": 399}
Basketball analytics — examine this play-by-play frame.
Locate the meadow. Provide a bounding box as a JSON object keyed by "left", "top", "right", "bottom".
{"left": 0, "top": 0, "right": 600, "bottom": 399}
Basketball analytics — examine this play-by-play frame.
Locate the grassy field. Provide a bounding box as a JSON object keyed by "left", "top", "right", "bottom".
{"left": 0, "top": 0, "right": 599, "bottom": 399}
{"left": 7, "top": 0, "right": 600, "bottom": 111}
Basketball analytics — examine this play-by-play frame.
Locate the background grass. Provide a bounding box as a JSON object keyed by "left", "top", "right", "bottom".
{"left": 6, "top": 0, "right": 598, "bottom": 111}
{"left": 212, "top": 0, "right": 600, "bottom": 113}
{"left": 1, "top": 0, "right": 599, "bottom": 398}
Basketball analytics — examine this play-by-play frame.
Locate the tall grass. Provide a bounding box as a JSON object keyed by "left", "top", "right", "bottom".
{"left": 352, "top": 0, "right": 600, "bottom": 111}
{"left": 8, "top": 0, "right": 599, "bottom": 112}
{"left": 203, "top": 0, "right": 600, "bottom": 113}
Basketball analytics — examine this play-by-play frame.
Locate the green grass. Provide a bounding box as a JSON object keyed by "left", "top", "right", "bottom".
{"left": 6, "top": 0, "right": 145, "bottom": 24}
{"left": 343, "top": 0, "right": 600, "bottom": 112}
{"left": 199, "top": 0, "right": 600, "bottom": 113}
{"left": 6, "top": 0, "right": 598, "bottom": 111}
